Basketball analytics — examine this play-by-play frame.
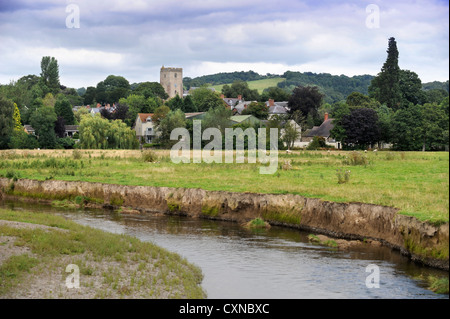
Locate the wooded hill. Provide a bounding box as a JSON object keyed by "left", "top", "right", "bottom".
{"left": 183, "top": 70, "right": 448, "bottom": 104}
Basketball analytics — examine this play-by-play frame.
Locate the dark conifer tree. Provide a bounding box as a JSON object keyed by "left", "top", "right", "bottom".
{"left": 369, "top": 37, "right": 403, "bottom": 110}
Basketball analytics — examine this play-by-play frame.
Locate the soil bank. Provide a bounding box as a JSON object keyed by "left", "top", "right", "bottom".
{"left": 0, "top": 177, "right": 448, "bottom": 271}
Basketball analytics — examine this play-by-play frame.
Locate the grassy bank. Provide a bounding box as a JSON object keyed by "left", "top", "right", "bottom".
{"left": 0, "top": 208, "right": 205, "bottom": 298}
{"left": 0, "top": 149, "right": 448, "bottom": 224}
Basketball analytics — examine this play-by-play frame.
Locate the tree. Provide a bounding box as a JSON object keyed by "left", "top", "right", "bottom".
{"left": 329, "top": 102, "right": 351, "bottom": 143}
{"left": 287, "top": 85, "right": 323, "bottom": 124}
{"left": 368, "top": 37, "right": 403, "bottom": 110}
{"left": 106, "top": 120, "right": 139, "bottom": 149}
{"left": 0, "top": 97, "right": 15, "bottom": 149}
{"left": 152, "top": 104, "right": 171, "bottom": 126}
{"left": 78, "top": 114, "right": 109, "bottom": 149}
{"left": 183, "top": 95, "right": 197, "bottom": 113}
{"left": 13, "top": 103, "right": 22, "bottom": 131}
{"left": 341, "top": 108, "right": 380, "bottom": 148}
{"left": 241, "top": 102, "right": 269, "bottom": 119}
{"left": 96, "top": 75, "right": 130, "bottom": 104}
{"left": 83, "top": 86, "right": 97, "bottom": 105}
{"left": 346, "top": 92, "right": 380, "bottom": 110}
{"left": 78, "top": 114, "right": 137, "bottom": 149}
{"left": 42, "top": 93, "right": 56, "bottom": 108}
{"left": 399, "top": 69, "right": 426, "bottom": 107}
{"left": 40, "top": 56, "right": 60, "bottom": 94}
{"left": 391, "top": 104, "right": 423, "bottom": 151}
{"left": 202, "top": 105, "right": 233, "bottom": 136}
{"left": 54, "top": 97, "right": 75, "bottom": 125}
{"left": 54, "top": 116, "right": 66, "bottom": 138}
{"left": 420, "top": 103, "right": 449, "bottom": 151}
{"left": 156, "top": 109, "right": 186, "bottom": 147}
{"left": 376, "top": 105, "right": 394, "bottom": 146}
{"left": 120, "top": 94, "right": 159, "bottom": 126}
{"left": 30, "top": 106, "right": 58, "bottom": 149}
{"left": 260, "top": 87, "right": 291, "bottom": 102}
{"left": 221, "top": 80, "right": 260, "bottom": 101}
{"left": 425, "top": 89, "right": 449, "bottom": 104}
{"left": 8, "top": 130, "right": 39, "bottom": 149}
{"left": 282, "top": 121, "right": 301, "bottom": 150}
{"left": 112, "top": 102, "right": 129, "bottom": 121}
{"left": 190, "top": 87, "right": 224, "bottom": 112}
{"left": 134, "top": 82, "right": 168, "bottom": 100}
{"left": 167, "top": 95, "right": 184, "bottom": 111}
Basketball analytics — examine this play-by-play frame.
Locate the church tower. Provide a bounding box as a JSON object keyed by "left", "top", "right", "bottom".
{"left": 160, "top": 66, "right": 183, "bottom": 99}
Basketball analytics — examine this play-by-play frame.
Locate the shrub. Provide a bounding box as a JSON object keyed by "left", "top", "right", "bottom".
{"left": 141, "top": 150, "right": 157, "bottom": 163}
{"left": 336, "top": 168, "right": 351, "bottom": 184}
{"left": 282, "top": 160, "right": 292, "bottom": 170}
{"left": 343, "top": 151, "right": 369, "bottom": 166}
{"left": 385, "top": 152, "right": 396, "bottom": 161}
{"left": 244, "top": 218, "right": 271, "bottom": 229}
{"left": 72, "top": 149, "right": 82, "bottom": 160}
{"left": 306, "top": 136, "right": 328, "bottom": 150}
{"left": 5, "top": 170, "right": 20, "bottom": 181}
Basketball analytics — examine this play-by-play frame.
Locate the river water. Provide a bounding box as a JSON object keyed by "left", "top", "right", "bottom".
{"left": 2, "top": 201, "right": 448, "bottom": 299}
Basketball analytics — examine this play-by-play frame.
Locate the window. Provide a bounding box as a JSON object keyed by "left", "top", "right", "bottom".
{"left": 174, "top": 73, "right": 177, "bottom": 78}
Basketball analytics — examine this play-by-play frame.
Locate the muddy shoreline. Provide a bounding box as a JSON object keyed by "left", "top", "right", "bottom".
{"left": 0, "top": 177, "right": 448, "bottom": 271}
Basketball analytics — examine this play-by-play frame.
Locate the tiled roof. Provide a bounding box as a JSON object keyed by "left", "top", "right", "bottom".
{"left": 138, "top": 113, "right": 154, "bottom": 122}
{"left": 304, "top": 119, "right": 334, "bottom": 138}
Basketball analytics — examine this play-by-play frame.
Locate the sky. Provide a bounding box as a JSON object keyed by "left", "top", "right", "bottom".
{"left": 0, "top": 0, "right": 448, "bottom": 89}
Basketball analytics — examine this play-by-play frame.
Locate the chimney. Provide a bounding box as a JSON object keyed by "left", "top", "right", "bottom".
{"left": 220, "top": 94, "right": 224, "bottom": 99}
{"left": 238, "top": 95, "right": 242, "bottom": 101}
{"left": 269, "top": 99, "right": 275, "bottom": 107}
{"left": 324, "top": 112, "right": 329, "bottom": 122}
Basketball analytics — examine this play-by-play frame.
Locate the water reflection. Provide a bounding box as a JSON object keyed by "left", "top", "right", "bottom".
{"left": 1, "top": 201, "right": 448, "bottom": 299}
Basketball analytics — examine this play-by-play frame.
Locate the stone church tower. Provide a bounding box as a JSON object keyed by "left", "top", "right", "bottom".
{"left": 160, "top": 66, "right": 183, "bottom": 99}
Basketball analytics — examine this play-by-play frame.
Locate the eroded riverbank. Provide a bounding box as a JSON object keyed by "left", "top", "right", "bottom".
{"left": 0, "top": 177, "right": 448, "bottom": 271}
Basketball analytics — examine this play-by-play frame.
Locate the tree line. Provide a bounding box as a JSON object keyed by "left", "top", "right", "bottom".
{"left": 1, "top": 38, "right": 448, "bottom": 152}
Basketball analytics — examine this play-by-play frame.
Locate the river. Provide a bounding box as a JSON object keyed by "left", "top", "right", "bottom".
{"left": 1, "top": 200, "right": 448, "bottom": 299}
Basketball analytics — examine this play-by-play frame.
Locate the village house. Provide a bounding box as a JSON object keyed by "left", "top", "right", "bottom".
{"left": 135, "top": 112, "right": 206, "bottom": 144}
{"left": 220, "top": 94, "right": 247, "bottom": 114}
{"left": 301, "top": 113, "right": 341, "bottom": 149}
{"left": 24, "top": 125, "right": 79, "bottom": 138}
{"left": 266, "top": 99, "right": 289, "bottom": 118}
{"left": 134, "top": 113, "right": 156, "bottom": 144}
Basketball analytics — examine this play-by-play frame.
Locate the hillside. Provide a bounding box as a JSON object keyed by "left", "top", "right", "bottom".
{"left": 211, "top": 77, "right": 285, "bottom": 94}
{"left": 183, "top": 71, "right": 449, "bottom": 104}
{"left": 183, "top": 70, "right": 375, "bottom": 103}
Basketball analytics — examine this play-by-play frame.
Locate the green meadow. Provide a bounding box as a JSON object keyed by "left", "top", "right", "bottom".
{"left": 0, "top": 149, "right": 448, "bottom": 225}
{"left": 211, "top": 77, "right": 286, "bottom": 94}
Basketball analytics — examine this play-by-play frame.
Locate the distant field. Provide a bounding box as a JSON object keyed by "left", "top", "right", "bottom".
{"left": 211, "top": 77, "right": 285, "bottom": 94}
{"left": 0, "top": 149, "right": 448, "bottom": 224}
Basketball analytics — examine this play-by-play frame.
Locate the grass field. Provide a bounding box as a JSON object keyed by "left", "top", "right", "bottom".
{"left": 211, "top": 77, "right": 286, "bottom": 94}
{"left": 0, "top": 149, "right": 448, "bottom": 224}
{"left": 0, "top": 208, "right": 205, "bottom": 298}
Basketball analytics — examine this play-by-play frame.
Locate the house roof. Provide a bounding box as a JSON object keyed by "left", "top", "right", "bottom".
{"left": 304, "top": 119, "right": 334, "bottom": 138}
{"left": 65, "top": 125, "right": 79, "bottom": 131}
{"left": 24, "top": 125, "right": 35, "bottom": 132}
{"left": 233, "top": 101, "right": 258, "bottom": 114}
{"left": 229, "top": 115, "right": 260, "bottom": 124}
{"left": 138, "top": 113, "right": 154, "bottom": 122}
{"left": 268, "top": 104, "right": 287, "bottom": 114}
{"left": 185, "top": 112, "right": 205, "bottom": 119}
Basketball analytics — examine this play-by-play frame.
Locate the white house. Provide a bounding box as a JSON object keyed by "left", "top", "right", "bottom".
{"left": 135, "top": 113, "right": 156, "bottom": 143}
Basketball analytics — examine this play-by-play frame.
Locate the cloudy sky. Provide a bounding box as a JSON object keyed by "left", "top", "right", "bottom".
{"left": 0, "top": 0, "right": 448, "bottom": 89}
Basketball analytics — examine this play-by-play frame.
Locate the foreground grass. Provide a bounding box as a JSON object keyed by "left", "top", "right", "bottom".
{"left": 0, "top": 149, "right": 448, "bottom": 224}
{"left": 0, "top": 208, "right": 205, "bottom": 298}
